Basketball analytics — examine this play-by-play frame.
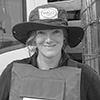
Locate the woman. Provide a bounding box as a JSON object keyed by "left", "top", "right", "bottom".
{"left": 0, "top": 3, "right": 100, "bottom": 100}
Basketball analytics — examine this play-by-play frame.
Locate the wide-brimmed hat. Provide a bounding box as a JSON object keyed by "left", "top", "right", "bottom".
{"left": 12, "top": 4, "right": 84, "bottom": 48}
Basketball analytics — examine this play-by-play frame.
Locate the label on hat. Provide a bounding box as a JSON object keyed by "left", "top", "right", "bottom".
{"left": 38, "top": 8, "right": 58, "bottom": 20}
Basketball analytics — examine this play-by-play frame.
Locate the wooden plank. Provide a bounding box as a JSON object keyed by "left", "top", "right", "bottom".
{"left": 96, "top": 0, "right": 100, "bottom": 73}
{"left": 81, "top": 0, "right": 99, "bottom": 74}
{"left": 68, "top": 20, "right": 82, "bottom": 27}
{"left": 51, "top": 0, "right": 81, "bottom": 11}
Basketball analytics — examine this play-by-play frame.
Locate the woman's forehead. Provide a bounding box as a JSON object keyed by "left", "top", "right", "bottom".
{"left": 36, "top": 29, "right": 64, "bottom": 33}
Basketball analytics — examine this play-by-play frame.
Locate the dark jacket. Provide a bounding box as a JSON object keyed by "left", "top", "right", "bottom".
{"left": 0, "top": 51, "right": 100, "bottom": 100}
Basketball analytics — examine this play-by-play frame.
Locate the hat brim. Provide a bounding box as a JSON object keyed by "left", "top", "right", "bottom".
{"left": 12, "top": 22, "right": 84, "bottom": 48}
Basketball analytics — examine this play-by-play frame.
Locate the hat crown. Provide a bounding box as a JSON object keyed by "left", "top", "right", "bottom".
{"left": 29, "top": 4, "right": 68, "bottom": 25}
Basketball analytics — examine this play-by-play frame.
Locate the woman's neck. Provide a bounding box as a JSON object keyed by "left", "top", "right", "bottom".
{"left": 37, "top": 52, "right": 61, "bottom": 70}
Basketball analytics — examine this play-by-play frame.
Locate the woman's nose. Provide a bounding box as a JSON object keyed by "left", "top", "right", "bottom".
{"left": 45, "top": 34, "right": 53, "bottom": 43}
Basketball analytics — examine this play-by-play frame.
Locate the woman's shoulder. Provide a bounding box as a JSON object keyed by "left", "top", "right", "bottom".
{"left": 77, "top": 61, "right": 98, "bottom": 77}
{"left": 68, "top": 58, "right": 99, "bottom": 82}
{"left": 68, "top": 58, "right": 97, "bottom": 76}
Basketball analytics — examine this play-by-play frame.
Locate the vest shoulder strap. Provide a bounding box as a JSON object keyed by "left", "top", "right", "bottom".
{"left": 67, "top": 58, "right": 78, "bottom": 68}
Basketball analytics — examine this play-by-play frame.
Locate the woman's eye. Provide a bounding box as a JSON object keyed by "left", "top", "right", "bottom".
{"left": 53, "top": 30, "right": 61, "bottom": 34}
{"left": 37, "top": 31, "right": 45, "bottom": 35}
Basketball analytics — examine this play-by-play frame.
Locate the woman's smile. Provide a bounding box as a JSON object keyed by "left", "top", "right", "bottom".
{"left": 43, "top": 44, "right": 56, "bottom": 48}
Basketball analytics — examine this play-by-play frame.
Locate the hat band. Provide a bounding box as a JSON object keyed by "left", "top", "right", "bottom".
{"left": 30, "top": 18, "right": 68, "bottom": 27}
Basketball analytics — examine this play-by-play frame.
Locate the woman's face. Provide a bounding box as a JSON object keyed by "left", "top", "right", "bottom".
{"left": 35, "top": 29, "right": 64, "bottom": 57}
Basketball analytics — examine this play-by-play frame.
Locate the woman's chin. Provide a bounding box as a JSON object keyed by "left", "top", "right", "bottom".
{"left": 42, "top": 51, "right": 58, "bottom": 58}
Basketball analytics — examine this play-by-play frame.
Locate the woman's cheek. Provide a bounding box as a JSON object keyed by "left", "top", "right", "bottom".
{"left": 35, "top": 37, "right": 44, "bottom": 46}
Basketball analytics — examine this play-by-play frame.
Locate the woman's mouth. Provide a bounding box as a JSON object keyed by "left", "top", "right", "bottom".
{"left": 43, "top": 44, "right": 56, "bottom": 48}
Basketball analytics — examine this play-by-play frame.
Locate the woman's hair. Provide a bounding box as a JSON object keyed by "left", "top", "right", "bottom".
{"left": 62, "top": 28, "right": 68, "bottom": 52}
{"left": 26, "top": 28, "right": 68, "bottom": 56}
{"left": 26, "top": 31, "right": 37, "bottom": 46}
{"left": 26, "top": 30, "right": 37, "bottom": 56}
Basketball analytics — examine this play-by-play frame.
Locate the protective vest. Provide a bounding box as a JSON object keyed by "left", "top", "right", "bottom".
{"left": 9, "top": 62, "right": 81, "bottom": 100}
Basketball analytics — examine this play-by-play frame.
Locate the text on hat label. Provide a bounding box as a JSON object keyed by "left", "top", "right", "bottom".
{"left": 38, "top": 8, "right": 58, "bottom": 20}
